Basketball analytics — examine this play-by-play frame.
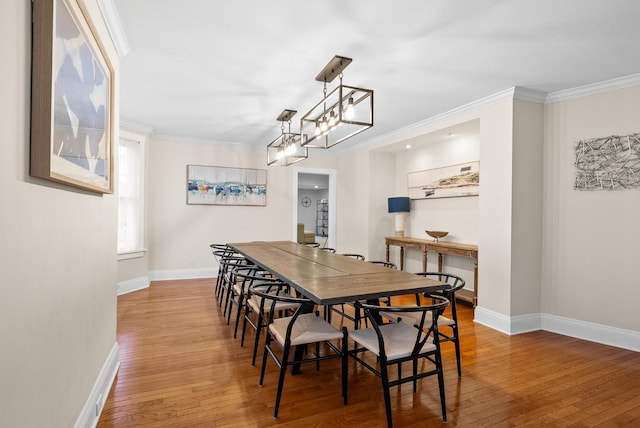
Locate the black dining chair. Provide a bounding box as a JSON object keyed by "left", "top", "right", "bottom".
{"left": 241, "top": 278, "right": 299, "bottom": 366}
{"left": 349, "top": 295, "right": 450, "bottom": 428}
{"left": 218, "top": 255, "right": 251, "bottom": 314}
{"left": 226, "top": 265, "right": 271, "bottom": 338}
{"left": 329, "top": 258, "right": 395, "bottom": 328}
{"left": 381, "top": 272, "right": 466, "bottom": 377}
{"left": 209, "top": 243, "right": 234, "bottom": 297}
{"left": 252, "top": 283, "right": 348, "bottom": 418}
{"left": 368, "top": 260, "right": 397, "bottom": 269}
{"left": 341, "top": 253, "right": 365, "bottom": 261}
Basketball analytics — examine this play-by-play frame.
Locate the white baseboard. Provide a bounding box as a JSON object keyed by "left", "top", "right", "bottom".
{"left": 474, "top": 306, "right": 640, "bottom": 352}
{"left": 541, "top": 313, "right": 640, "bottom": 352}
{"left": 117, "top": 276, "right": 149, "bottom": 295}
{"left": 74, "top": 342, "right": 120, "bottom": 428}
{"left": 149, "top": 267, "right": 217, "bottom": 281}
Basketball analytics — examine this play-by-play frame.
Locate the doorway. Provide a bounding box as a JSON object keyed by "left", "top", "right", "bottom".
{"left": 293, "top": 168, "right": 337, "bottom": 249}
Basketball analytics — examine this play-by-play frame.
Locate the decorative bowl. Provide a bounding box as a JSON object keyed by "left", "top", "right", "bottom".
{"left": 425, "top": 230, "right": 448, "bottom": 242}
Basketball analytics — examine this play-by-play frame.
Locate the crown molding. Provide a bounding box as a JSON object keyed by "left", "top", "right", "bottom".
{"left": 339, "top": 87, "right": 518, "bottom": 155}
{"left": 546, "top": 73, "right": 640, "bottom": 103}
{"left": 97, "top": 0, "right": 130, "bottom": 57}
{"left": 120, "top": 118, "right": 154, "bottom": 135}
{"left": 513, "top": 87, "right": 548, "bottom": 103}
{"left": 153, "top": 134, "right": 258, "bottom": 150}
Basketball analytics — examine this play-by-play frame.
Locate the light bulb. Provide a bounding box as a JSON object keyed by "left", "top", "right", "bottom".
{"left": 320, "top": 118, "right": 328, "bottom": 132}
{"left": 328, "top": 110, "right": 336, "bottom": 127}
{"left": 314, "top": 123, "right": 321, "bottom": 136}
{"left": 345, "top": 97, "right": 355, "bottom": 120}
{"left": 286, "top": 141, "right": 296, "bottom": 155}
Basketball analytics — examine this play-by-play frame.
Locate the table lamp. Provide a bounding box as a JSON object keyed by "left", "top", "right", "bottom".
{"left": 388, "top": 197, "right": 410, "bottom": 237}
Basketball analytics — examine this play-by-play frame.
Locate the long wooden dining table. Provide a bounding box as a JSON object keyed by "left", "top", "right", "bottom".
{"left": 228, "top": 241, "right": 448, "bottom": 305}
{"left": 228, "top": 240, "right": 449, "bottom": 374}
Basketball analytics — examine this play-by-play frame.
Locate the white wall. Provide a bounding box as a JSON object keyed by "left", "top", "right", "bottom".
{"left": 543, "top": 86, "right": 640, "bottom": 332}
{"left": 0, "top": 1, "right": 119, "bottom": 426}
{"left": 297, "top": 188, "right": 328, "bottom": 234}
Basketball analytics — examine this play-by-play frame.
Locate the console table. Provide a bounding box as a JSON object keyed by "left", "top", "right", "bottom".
{"left": 385, "top": 236, "right": 479, "bottom": 306}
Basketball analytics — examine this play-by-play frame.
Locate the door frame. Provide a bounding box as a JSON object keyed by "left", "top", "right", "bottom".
{"left": 292, "top": 167, "right": 337, "bottom": 249}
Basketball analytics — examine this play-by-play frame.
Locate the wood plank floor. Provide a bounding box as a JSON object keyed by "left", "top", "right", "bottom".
{"left": 97, "top": 278, "right": 640, "bottom": 427}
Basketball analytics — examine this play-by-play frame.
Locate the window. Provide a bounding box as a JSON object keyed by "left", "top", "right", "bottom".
{"left": 117, "top": 131, "right": 145, "bottom": 257}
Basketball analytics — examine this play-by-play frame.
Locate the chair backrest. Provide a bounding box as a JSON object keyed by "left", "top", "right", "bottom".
{"left": 414, "top": 272, "right": 465, "bottom": 298}
{"left": 356, "top": 295, "right": 449, "bottom": 361}
{"left": 368, "top": 261, "right": 397, "bottom": 269}
{"left": 219, "top": 255, "right": 250, "bottom": 281}
{"left": 210, "top": 244, "right": 234, "bottom": 261}
{"left": 248, "top": 283, "right": 309, "bottom": 344}
{"left": 414, "top": 272, "right": 465, "bottom": 319}
{"left": 232, "top": 266, "right": 280, "bottom": 293}
{"left": 342, "top": 253, "right": 365, "bottom": 261}
{"left": 319, "top": 247, "right": 336, "bottom": 253}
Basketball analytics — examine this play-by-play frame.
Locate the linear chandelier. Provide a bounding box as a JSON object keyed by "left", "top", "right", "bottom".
{"left": 301, "top": 55, "right": 374, "bottom": 149}
{"left": 266, "top": 109, "right": 308, "bottom": 166}
{"left": 266, "top": 55, "right": 373, "bottom": 166}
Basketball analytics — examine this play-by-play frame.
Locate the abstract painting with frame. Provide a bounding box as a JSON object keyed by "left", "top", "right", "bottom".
{"left": 408, "top": 161, "right": 480, "bottom": 199}
{"left": 30, "top": 0, "right": 115, "bottom": 194}
{"left": 187, "top": 165, "right": 267, "bottom": 206}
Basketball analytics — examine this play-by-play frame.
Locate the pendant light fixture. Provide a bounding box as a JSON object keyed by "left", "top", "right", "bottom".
{"left": 266, "top": 109, "right": 308, "bottom": 166}
{"left": 301, "top": 55, "right": 374, "bottom": 149}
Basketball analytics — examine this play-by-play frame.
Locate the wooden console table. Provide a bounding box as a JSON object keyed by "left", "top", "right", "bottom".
{"left": 385, "top": 236, "right": 479, "bottom": 306}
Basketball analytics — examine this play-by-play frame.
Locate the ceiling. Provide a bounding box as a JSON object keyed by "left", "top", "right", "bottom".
{"left": 112, "top": 0, "right": 640, "bottom": 151}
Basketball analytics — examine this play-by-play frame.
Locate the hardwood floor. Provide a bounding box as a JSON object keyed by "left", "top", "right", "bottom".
{"left": 98, "top": 278, "right": 640, "bottom": 427}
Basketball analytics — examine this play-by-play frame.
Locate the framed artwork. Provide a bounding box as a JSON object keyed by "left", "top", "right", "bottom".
{"left": 574, "top": 133, "right": 640, "bottom": 191}
{"left": 187, "top": 165, "right": 267, "bottom": 206}
{"left": 30, "top": 0, "right": 115, "bottom": 194}
{"left": 408, "top": 161, "right": 480, "bottom": 199}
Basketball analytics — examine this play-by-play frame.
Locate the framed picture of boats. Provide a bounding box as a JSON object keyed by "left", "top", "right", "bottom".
{"left": 187, "top": 165, "right": 267, "bottom": 206}
{"left": 408, "top": 161, "right": 479, "bottom": 199}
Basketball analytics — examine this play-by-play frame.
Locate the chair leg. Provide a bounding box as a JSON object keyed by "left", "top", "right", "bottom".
{"left": 435, "top": 353, "right": 447, "bottom": 422}
{"left": 259, "top": 332, "right": 270, "bottom": 386}
{"left": 273, "top": 342, "right": 290, "bottom": 418}
{"left": 240, "top": 310, "right": 249, "bottom": 347}
{"left": 453, "top": 325, "right": 462, "bottom": 377}
{"left": 380, "top": 363, "right": 394, "bottom": 428}
{"left": 233, "top": 294, "right": 244, "bottom": 338}
{"left": 413, "top": 359, "right": 418, "bottom": 392}
{"left": 342, "top": 327, "right": 348, "bottom": 405}
{"left": 251, "top": 312, "right": 264, "bottom": 366}
{"left": 226, "top": 292, "right": 235, "bottom": 325}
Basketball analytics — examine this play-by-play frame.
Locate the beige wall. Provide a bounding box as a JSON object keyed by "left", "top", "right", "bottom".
{"left": 510, "top": 99, "right": 544, "bottom": 316}
{"left": 146, "top": 138, "right": 339, "bottom": 272}
{"left": 367, "top": 151, "right": 396, "bottom": 261}
{"left": 543, "top": 86, "right": 640, "bottom": 331}
{"left": 0, "top": 0, "right": 118, "bottom": 426}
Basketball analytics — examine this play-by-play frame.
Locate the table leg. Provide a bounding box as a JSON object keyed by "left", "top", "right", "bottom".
{"left": 400, "top": 247, "right": 405, "bottom": 271}
{"left": 473, "top": 260, "right": 478, "bottom": 307}
{"left": 438, "top": 253, "right": 443, "bottom": 271}
{"left": 386, "top": 243, "right": 390, "bottom": 264}
{"left": 422, "top": 251, "right": 427, "bottom": 272}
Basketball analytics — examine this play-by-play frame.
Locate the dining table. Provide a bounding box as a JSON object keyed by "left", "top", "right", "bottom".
{"left": 228, "top": 241, "right": 449, "bottom": 306}
{"left": 228, "top": 240, "right": 449, "bottom": 373}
